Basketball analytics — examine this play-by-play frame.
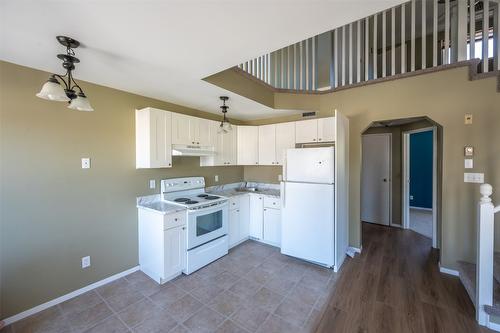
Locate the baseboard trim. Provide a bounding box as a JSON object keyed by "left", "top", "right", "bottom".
{"left": 351, "top": 246, "right": 362, "bottom": 254}
{"left": 438, "top": 263, "right": 460, "bottom": 276}
{"left": 2, "top": 266, "right": 140, "bottom": 325}
{"left": 488, "top": 320, "right": 500, "bottom": 332}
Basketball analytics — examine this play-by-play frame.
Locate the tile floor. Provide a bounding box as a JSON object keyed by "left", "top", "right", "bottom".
{"left": 3, "top": 240, "right": 337, "bottom": 333}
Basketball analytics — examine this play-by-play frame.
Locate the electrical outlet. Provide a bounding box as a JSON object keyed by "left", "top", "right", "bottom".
{"left": 81, "top": 158, "right": 91, "bottom": 169}
{"left": 465, "top": 114, "right": 473, "bottom": 125}
{"left": 149, "top": 179, "right": 156, "bottom": 189}
{"left": 278, "top": 174, "right": 283, "bottom": 181}
{"left": 81, "top": 256, "right": 91, "bottom": 269}
{"left": 464, "top": 159, "right": 473, "bottom": 169}
{"left": 214, "top": 175, "right": 219, "bottom": 182}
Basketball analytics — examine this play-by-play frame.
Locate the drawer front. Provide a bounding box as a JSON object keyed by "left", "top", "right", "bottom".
{"left": 229, "top": 196, "right": 240, "bottom": 210}
{"left": 264, "top": 196, "right": 281, "bottom": 209}
{"left": 163, "top": 211, "right": 186, "bottom": 230}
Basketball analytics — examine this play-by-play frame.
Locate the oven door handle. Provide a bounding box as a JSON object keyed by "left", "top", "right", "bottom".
{"left": 188, "top": 201, "right": 228, "bottom": 214}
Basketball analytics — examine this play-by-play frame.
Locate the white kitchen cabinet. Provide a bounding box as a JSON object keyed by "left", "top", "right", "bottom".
{"left": 295, "top": 117, "right": 335, "bottom": 143}
{"left": 258, "top": 124, "right": 277, "bottom": 165}
{"left": 237, "top": 126, "right": 259, "bottom": 165}
{"left": 318, "top": 117, "right": 335, "bottom": 142}
{"left": 138, "top": 209, "right": 186, "bottom": 284}
{"left": 295, "top": 119, "right": 318, "bottom": 143}
{"left": 171, "top": 113, "right": 193, "bottom": 145}
{"left": 172, "top": 113, "right": 213, "bottom": 146}
{"left": 263, "top": 207, "right": 281, "bottom": 247}
{"left": 249, "top": 194, "right": 264, "bottom": 239}
{"left": 239, "top": 195, "right": 250, "bottom": 240}
{"left": 164, "top": 225, "right": 186, "bottom": 279}
{"left": 221, "top": 128, "right": 237, "bottom": 165}
{"left": 228, "top": 195, "right": 250, "bottom": 248}
{"left": 275, "top": 122, "right": 296, "bottom": 165}
{"left": 200, "top": 125, "right": 236, "bottom": 166}
{"left": 136, "top": 107, "right": 172, "bottom": 168}
{"left": 228, "top": 208, "right": 241, "bottom": 247}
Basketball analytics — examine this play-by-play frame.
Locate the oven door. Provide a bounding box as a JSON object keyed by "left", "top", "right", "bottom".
{"left": 187, "top": 202, "right": 228, "bottom": 250}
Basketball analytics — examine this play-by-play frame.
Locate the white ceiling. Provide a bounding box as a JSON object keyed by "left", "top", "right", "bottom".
{"left": 0, "top": 0, "right": 404, "bottom": 120}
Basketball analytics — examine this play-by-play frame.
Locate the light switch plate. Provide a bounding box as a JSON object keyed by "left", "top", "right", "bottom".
{"left": 464, "top": 159, "right": 473, "bottom": 169}
{"left": 149, "top": 180, "right": 156, "bottom": 189}
{"left": 464, "top": 173, "right": 484, "bottom": 183}
{"left": 81, "top": 256, "right": 91, "bottom": 269}
{"left": 214, "top": 175, "right": 219, "bottom": 182}
{"left": 81, "top": 158, "right": 91, "bottom": 169}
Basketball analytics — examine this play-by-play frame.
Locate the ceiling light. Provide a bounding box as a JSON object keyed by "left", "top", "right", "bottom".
{"left": 36, "top": 36, "right": 94, "bottom": 111}
{"left": 218, "top": 96, "right": 232, "bottom": 134}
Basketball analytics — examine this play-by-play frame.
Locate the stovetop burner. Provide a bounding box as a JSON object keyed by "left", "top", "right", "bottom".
{"left": 185, "top": 200, "right": 199, "bottom": 204}
{"left": 197, "top": 194, "right": 209, "bottom": 198}
{"left": 174, "top": 198, "right": 190, "bottom": 202}
{"left": 204, "top": 195, "right": 220, "bottom": 200}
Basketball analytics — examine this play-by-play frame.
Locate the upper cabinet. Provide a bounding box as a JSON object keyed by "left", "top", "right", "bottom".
{"left": 136, "top": 107, "right": 172, "bottom": 168}
{"left": 258, "top": 124, "right": 277, "bottom": 165}
{"left": 237, "top": 126, "right": 259, "bottom": 165}
{"left": 318, "top": 117, "right": 336, "bottom": 142}
{"left": 275, "top": 122, "right": 295, "bottom": 165}
{"left": 200, "top": 124, "right": 237, "bottom": 166}
{"left": 172, "top": 113, "right": 213, "bottom": 146}
{"left": 295, "top": 117, "right": 335, "bottom": 143}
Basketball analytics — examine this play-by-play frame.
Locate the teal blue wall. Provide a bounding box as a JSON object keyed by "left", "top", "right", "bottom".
{"left": 410, "top": 131, "right": 433, "bottom": 209}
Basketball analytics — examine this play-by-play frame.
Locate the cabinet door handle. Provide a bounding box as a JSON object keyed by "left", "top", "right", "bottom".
{"left": 168, "top": 163, "right": 171, "bottom": 166}
{"left": 197, "top": 142, "right": 199, "bottom": 144}
{"left": 182, "top": 227, "right": 186, "bottom": 230}
{"left": 264, "top": 208, "right": 267, "bottom": 211}
{"left": 313, "top": 138, "right": 316, "bottom": 141}
{"left": 174, "top": 218, "right": 178, "bottom": 221}
{"left": 318, "top": 138, "right": 322, "bottom": 141}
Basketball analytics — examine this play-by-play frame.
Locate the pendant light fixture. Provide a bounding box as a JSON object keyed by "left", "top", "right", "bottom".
{"left": 218, "top": 96, "right": 232, "bottom": 134}
{"left": 36, "top": 36, "right": 94, "bottom": 111}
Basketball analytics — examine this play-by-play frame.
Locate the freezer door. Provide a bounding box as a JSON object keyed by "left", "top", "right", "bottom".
{"left": 281, "top": 182, "right": 334, "bottom": 266}
{"left": 285, "top": 147, "right": 335, "bottom": 184}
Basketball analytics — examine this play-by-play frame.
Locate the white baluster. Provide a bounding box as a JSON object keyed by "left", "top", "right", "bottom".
{"left": 477, "top": 183, "right": 494, "bottom": 325}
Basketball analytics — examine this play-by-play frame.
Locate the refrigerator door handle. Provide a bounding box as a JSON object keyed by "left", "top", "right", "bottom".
{"left": 283, "top": 154, "right": 287, "bottom": 182}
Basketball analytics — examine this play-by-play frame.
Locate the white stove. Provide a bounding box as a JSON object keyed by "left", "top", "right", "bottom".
{"left": 161, "top": 177, "right": 229, "bottom": 274}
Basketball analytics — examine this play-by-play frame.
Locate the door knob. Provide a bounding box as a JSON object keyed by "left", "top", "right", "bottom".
{"left": 383, "top": 178, "right": 388, "bottom": 182}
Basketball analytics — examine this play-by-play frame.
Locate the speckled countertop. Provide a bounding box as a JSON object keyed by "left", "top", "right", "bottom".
{"left": 136, "top": 194, "right": 186, "bottom": 215}
{"left": 137, "top": 182, "right": 280, "bottom": 215}
{"left": 206, "top": 182, "right": 280, "bottom": 198}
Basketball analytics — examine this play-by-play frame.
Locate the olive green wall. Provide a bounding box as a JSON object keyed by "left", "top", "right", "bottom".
{"left": 0, "top": 61, "right": 244, "bottom": 318}
{"left": 239, "top": 66, "right": 500, "bottom": 272}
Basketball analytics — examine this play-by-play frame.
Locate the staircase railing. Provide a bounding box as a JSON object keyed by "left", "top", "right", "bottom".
{"left": 477, "top": 183, "right": 500, "bottom": 325}
{"left": 238, "top": 0, "right": 500, "bottom": 92}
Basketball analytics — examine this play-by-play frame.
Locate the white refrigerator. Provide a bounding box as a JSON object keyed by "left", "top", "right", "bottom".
{"left": 280, "top": 147, "right": 336, "bottom": 268}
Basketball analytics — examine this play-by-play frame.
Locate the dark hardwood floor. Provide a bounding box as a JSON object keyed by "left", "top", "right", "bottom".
{"left": 315, "top": 222, "right": 493, "bottom": 333}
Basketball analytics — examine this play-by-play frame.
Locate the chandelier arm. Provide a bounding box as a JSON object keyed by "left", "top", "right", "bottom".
{"left": 53, "top": 74, "right": 70, "bottom": 90}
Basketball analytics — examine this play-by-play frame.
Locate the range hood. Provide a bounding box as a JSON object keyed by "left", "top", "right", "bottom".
{"left": 172, "top": 144, "right": 216, "bottom": 156}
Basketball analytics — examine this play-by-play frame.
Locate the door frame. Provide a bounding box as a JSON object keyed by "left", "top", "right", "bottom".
{"left": 402, "top": 126, "right": 437, "bottom": 248}
{"left": 361, "top": 133, "right": 393, "bottom": 226}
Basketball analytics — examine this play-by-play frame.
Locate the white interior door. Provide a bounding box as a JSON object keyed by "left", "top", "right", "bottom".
{"left": 361, "top": 134, "right": 391, "bottom": 225}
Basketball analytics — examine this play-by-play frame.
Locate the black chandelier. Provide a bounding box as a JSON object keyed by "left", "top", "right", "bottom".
{"left": 218, "top": 96, "right": 232, "bottom": 134}
{"left": 36, "top": 36, "right": 93, "bottom": 111}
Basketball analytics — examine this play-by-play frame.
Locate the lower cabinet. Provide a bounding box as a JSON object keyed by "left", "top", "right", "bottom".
{"left": 138, "top": 209, "right": 186, "bottom": 284}
{"left": 249, "top": 194, "right": 264, "bottom": 239}
{"left": 263, "top": 207, "right": 281, "bottom": 246}
{"left": 164, "top": 226, "right": 186, "bottom": 279}
{"left": 228, "top": 195, "right": 250, "bottom": 248}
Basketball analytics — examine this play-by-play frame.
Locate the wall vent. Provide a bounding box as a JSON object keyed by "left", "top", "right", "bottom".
{"left": 302, "top": 112, "right": 316, "bottom": 117}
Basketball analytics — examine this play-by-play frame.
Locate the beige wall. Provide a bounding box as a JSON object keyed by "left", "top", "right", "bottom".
{"left": 239, "top": 65, "right": 500, "bottom": 273}
{"left": 0, "top": 61, "right": 244, "bottom": 318}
